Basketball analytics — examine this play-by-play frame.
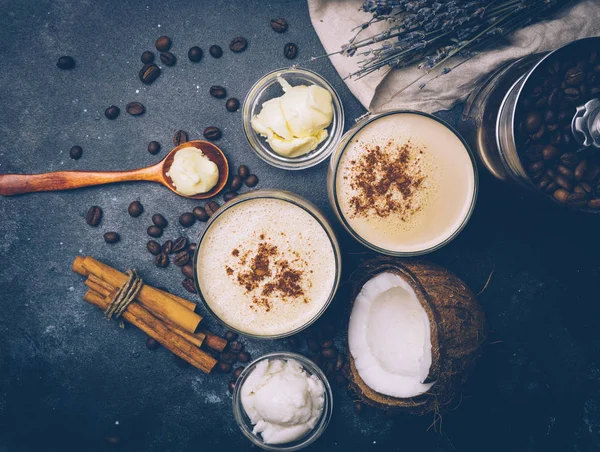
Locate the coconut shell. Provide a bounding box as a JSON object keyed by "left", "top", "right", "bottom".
{"left": 345, "top": 257, "right": 486, "bottom": 415}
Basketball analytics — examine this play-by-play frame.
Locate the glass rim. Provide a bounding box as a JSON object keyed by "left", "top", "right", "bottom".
{"left": 232, "top": 352, "right": 333, "bottom": 451}
{"left": 242, "top": 66, "right": 345, "bottom": 170}
{"left": 330, "top": 109, "right": 479, "bottom": 257}
{"left": 192, "top": 189, "right": 342, "bottom": 339}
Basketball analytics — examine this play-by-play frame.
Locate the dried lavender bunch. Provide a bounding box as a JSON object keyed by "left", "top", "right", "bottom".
{"left": 318, "top": 0, "right": 573, "bottom": 83}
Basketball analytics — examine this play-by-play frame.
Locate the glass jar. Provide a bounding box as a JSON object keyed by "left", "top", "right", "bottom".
{"left": 242, "top": 67, "right": 345, "bottom": 170}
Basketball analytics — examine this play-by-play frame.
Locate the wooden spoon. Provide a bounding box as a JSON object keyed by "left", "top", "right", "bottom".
{"left": 0, "top": 140, "right": 229, "bottom": 199}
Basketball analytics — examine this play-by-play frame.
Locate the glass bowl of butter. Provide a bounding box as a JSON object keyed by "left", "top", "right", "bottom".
{"left": 242, "top": 67, "right": 345, "bottom": 170}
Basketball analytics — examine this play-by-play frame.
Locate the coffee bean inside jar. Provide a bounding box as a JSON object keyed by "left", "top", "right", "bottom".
{"left": 516, "top": 48, "right": 600, "bottom": 211}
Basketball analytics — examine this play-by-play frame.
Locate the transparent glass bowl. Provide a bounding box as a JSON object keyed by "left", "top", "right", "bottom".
{"left": 232, "top": 352, "right": 333, "bottom": 451}
{"left": 242, "top": 67, "right": 345, "bottom": 170}
{"left": 192, "top": 189, "right": 342, "bottom": 339}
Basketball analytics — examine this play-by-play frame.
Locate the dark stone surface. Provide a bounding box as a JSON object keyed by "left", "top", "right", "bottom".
{"left": 1, "top": 1, "right": 600, "bottom": 451}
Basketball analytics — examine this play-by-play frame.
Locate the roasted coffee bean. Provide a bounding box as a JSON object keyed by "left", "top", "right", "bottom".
{"left": 188, "top": 46, "right": 203, "bottom": 62}
{"left": 188, "top": 242, "right": 197, "bottom": 255}
{"left": 147, "top": 240, "right": 161, "bottom": 255}
{"left": 126, "top": 102, "right": 145, "bottom": 116}
{"left": 546, "top": 122, "right": 559, "bottom": 132}
{"left": 238, "top": 351, "right": 251, "bottom": 363}
{"left": 162, "top": 240, "right": 173, "bottom": 254}
{"left": 172, "top": 236, "right": 188, "bottom": 253}
{"left": 152, "top": 213, "right": 168, "bottom": 228}
{"left": 535, "top": 96, "right": 547, "bottom": 109}
{"left": 537, "top": 178, "right": 551, "bottom": 190}
{"left": 230, "top": 175, "right": 243, "bottom": 190}
{"left": 173, "top": 130, "right": 188, "bottom": 146}
{"left": 173, "top": 355, "right": 191, "bottom": 368}
{"left": 544, "top": 110, "right": 556, "bottom": 124}
{"left": 182, "top": 278, "right": 196, "bottom": 293}
{"left": 233, "top": 366, "right": 245, "bottom": 380}
{"left": 209, "top": 85, "right": 227, "bottom": 98}
{"left": 588, "top": 198, "right": 600, "bottom": 209}
{"left": 565, "top": 67, "right": 585, "bottom": 86}
{"left": 307, "top": 338, "right": 321, "bottom": 353}
{"left": 550, "top": 131, "right": 562, "bottom": 146}
{"left": 69, "top": 145, "right": 83, "bottom": 160}
{"left": 556, "top": 165, "right": 574, "bottom": 179}
{"left": 560, "top": 153, "right": 578, "bottom": 168}
{"left": 206, "top": 201, "right": 220, "bottom": 217}
{"left": 585, "top": 164, "right": 600, "bottom": 181}
{"left": 353, "top": 402, "right": 365, "bottom": 415}
{"left": 580, "top": 182, "right": 593, "bottom": 193}
{"left": 173, "top": 251, "right": 190, "bottom": 267}
{"left": 141, "top": 51, "right": 154, "bottom": 64}
{"left": 555, "top": 175, "right": 572, "bottom": 191}
{"left": 321, "top": 339, "right": 333, "bottom": 348}
{"left": 139, "top": 64, "right": 160, "bottom": 84}
{"left": 321, "top": 347, "right": 338, "bottom": 360}
{"left": 270, "top": 18, "right": 288, "bottom": 33}
{"left": 128, "top": 200, "right": 144, "bottom": 217}
{"left": 238, "top": 165, "right": 249, "bottom": 179}
{"left": 85, "top": 206, "right": 102, "bottom": 226}
{"left": 56, "top": 55, "right": 75, "bottom": 69}
{"left": 574, "top": 160, "right": 587, "bottom": 181}
{"left": 530, "top": 170, "right": 544, "bottom": 181}
{"left": 245, "top": 174, "right": 258, "bottom": 187}
{"left": 335, "top": 354, "right": 345, "bottom": 371}
{"left": 225, "top": 331, "right": 239, "bottom": 342}
{"left": 573, "top": 184, "right": 586, "bottom": 194}
{"left": 104, "top": 105, "right": 120, "bottom": 120}
{"left": 179, "top": 212, "right": 195, "bottom": 227}
{"left": 566, "top": 192, "right": 587, "bottom": 207}
{"left": 563, "top": 87, "right": 580, "bottom": 102}
{"left": 181, "top": 263, "right": 194, "bottom": 279}
{"left": 203, "top": 126, "right": 222, "bottom": 141}
{"left": 145, "top": 336, "right": 160, "bottom": 350}
{"left": 229, "top": 36, "right": 247, "bottom": 53}
{"left": 160, "top": 51, "right": 176, "bottom": 66}
{"left": 545, "top": 181, "right": 559, "bottom": 194}
{"left": 228, "top": 380, "right": 236, "bottom": 393}
{"left": 530, "top": 124, "right": 546, "bottom": 140}
{"left": 103, "top": 232, "right": 120, "bottom": 244}
{"left": 548, "top": 88, "right": 562, "bottom": 109}
{"left": 524, "top": 145, "right": 543, "bottom": 161}
{"left": 154, "top": 253, "right": 169, "bottom": 267}
{"left": 531, "top": 85, "right": 543, "bottom": 99}
{"left": 217, "top": 362, "right": 232, "bottom": 373}
{"left": 155, "top": 35, "right": 171, "bottom": 52}
{"left": 192, "top": 206, "right": 209, "bottom": 221}
{"left": 529, "top": 161, "right": 544, "bottom": 173}
{"left": 147, "top": 141, "right": 161, "bottom": 155}
{"left": 147, "top": 225, "right": 163, "bottom": 238}
{"left": 542, "top": 145, "right": 558, "bottom": 160}
{"left": 223, "top": 191, "right": 238, "bottom": 202}
{"left": 229, "top": 341, "right": 243, "bottom": 353}
{"left": 226, "top": 98, "right": 240, "bottom": 112}
{"left": 209, "top": 45, "right": 223, "bottom": 58}
{"left": 220, "top": 351, "right": 237, "bottom": 364}
{"left": 283, "top": 42, "right": 298, "bottom": 59}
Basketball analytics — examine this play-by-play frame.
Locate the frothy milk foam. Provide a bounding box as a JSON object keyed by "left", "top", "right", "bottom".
{"left": 197, "top": 197, "right": 336, "bottom": 336}
{"left": 335, "top": 113, "right": 475, "bottom": 253}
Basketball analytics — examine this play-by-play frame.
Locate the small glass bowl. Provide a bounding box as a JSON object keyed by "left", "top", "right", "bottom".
{"left": 242, "top": 67, "right": 345, "bottom": 170}
{"left": 232, "top": 352, "right": 333, "bottom": 451}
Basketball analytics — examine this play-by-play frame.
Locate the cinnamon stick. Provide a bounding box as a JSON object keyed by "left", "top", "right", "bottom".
{"left": 200, "top": 330, "right": 228, "bottom": 352}
{"left": 83, "top": 289, "right": 216, "bottom": 373}
{"left": 73, "top": 256, "right": 201, "bottom": 333}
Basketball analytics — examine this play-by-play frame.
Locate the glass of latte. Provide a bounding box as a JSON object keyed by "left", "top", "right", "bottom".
{"left": 327, "top": 111, "right": 478, "bottom": 256}
{"left": 194, "top": 190, "right": 341, "bottom": 338}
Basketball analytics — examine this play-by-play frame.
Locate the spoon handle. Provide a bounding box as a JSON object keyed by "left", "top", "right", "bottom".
{"left": 0, "top": 166, "right": 160, "bottom": 196}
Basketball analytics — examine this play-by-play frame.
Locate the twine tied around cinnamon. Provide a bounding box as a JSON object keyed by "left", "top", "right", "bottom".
{"left": 104, "top": 269, "right": 143, "bottom": 321}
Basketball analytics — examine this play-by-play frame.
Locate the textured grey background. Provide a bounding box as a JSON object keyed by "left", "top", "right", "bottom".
{"left": 2, "top": 1, "right": 600, "bottom": 451}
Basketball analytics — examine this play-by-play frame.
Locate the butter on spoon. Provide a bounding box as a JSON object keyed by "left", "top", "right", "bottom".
{"left": 166, "top": 146, "right": 219, "bottom": 196}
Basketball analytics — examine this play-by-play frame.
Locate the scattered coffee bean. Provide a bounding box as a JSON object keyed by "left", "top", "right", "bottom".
{"left": 173, "top": 251, "right": 190, "bottom": 267}
{"left": 160, "top": 51, "right": 176, "bottom": 66}
{"left": 542, "top": 145, "right": 558, "bottom": 161}
{"left": 230, "top": 175, "right": 243, "bottom": 191}
{"left": 321, "top": 347, "right": 338, "bottom": 360}
{"left": 141, "top": 51, "right": 154, "bottom": 64}
{"left": 225, "top": 331, "right": 239, "bottom": 342}
{"left": 223, "top": 191, "right": 238, "bottom": 202}
{"left": 238, "top": 351, "right": 251, "bottom": 363}
{"left": 181, "top": 263, "right": 194, "bottom": 279}
{"left": 555, "top": 174, "right": 572, "bottom": 190}
{"left": 209, "top": 45, "right": 223, "bottom": 58}
{"left": 147, "top": 225, "right": 163, "bottom": 238}
{"left": 245, "top": 174, "right": 259, "bottom": 187}
{"left": 128, "top": 201, "right": 144, "bottom": 217}
{"left": 217, "top": 362, "right": 232, "bottom": 373}
{"left": 238, "top": 165, "right": 249, "bottom": 179}
{"left": 188, "top": 46, "right": 203, "bottom": 62}
{"left": 203, "top": 126, "right": 222, "bottom": 141}
{"left": 179, "top": 212, "right": 195, "bottom": 227}
{"left": 104, "top": 105, "right": 120, "bottom": 120}
{"left": 307, "top": 338, "right": 321, "bottom": 353}
{"left": 139, "top": 64, "right": 161, "bottom": 84}
{"left": 56, "top": 55, "right": 75, "bottom": 70}
{"left": 154, "top": 253, "right": 169, "bottom": 267}
{"left": 173, "top": 355, "right": 191, "bottom": 368}
{"left": 556, "top": 165, "right": 574, "bottom": 179}
{"left": 226, "top": 98, "right": 240, "bottom": 112}
{"left": 228, "top": 380, "right": 236, "bottom": 393}
{"left": 229, "top": 341, "right": 243, "bottom": 353}
{"left": 182, "top": 278, "right": 197, "bottom": 293}
{"left": 229, "top": 37, "right": 247, "bottom": 53}
{"left": 126, "top": 102, "right": 145, "bottom": 116}
{"left": 574, "top": 160, "right": 587, "bottom": 181}
{"left": 162, "top": 240, "right": 173, "bottom": 254}
{"left": 188, "top": 242, "right": 197, "bottom": 254}
{"left": 270, "top": 18, "right": 288, "bottom": 33}
{"left": 553, "top": 188, "right": 570, "bottom": 203}
{"left": 566, "top": 192, "right": 587, "bottom": 207}
{"left": 284, "top": 42, "right": 298, "bottom": 59}
{"left": 147, "top": 240, "right": 161, "bottom": 255}
{"left": 209, "top": 85, "right": 227, "bottom": 98}
{"left": 193, "top": 206, "right": 209, "bottom": 221}
{"left": 173, "top": 130, "right": 188, "bottom": 146}
{"left": 206, "top": 201, "right": 220, "bottom": 217}
{"left": 69, "top": 145, "right": 83, "bottom": 160}
{"left": 155, "top": 35, "right": 171, "bottom": 52}
{"left": 103, "top": 232, "right": 120, "bottom": 244}
{"left": 220, "top": 351, "right": 237, "bottom": 364}
{"left": 147, "top": 141, "right": 161, "bottom": 155}
{"left": 172, "top": 236, "right": 188, "bottom": 253}
{"left": 233, "top": 366, "right": 245, "bottom": 380}
{"left": 85, "top": 206, "right": 102, "bottom": 226}
{"left": 353, "top": 402, "right": 365, "bottom": 415}
{"left": 145, "top": 336, "right": 160, "bottom": 350}
{"left": 152, "top": 213, "right": 168, "bottom": 228}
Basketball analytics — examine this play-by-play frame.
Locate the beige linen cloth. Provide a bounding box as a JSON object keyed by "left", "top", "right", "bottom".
{"left": 307, "top": 0, "right": 600, "bottom": 113}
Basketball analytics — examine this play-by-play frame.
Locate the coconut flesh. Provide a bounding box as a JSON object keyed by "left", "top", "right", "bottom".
{"left": 348, "top": 272, "right": 435, "bottom": 399}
